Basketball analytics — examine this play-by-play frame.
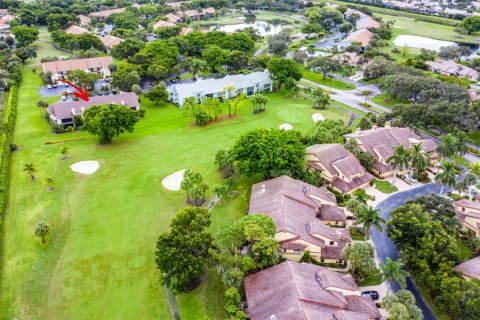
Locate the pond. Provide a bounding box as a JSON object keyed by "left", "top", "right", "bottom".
{"left": 216, "top": 19, "right": 289, "bottom": 36}
{"left": 393, "top": 35, "right": 479, "bottom": 55}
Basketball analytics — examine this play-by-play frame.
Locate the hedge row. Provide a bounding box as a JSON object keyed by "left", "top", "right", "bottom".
{"left": 0, "top": 86, "right": 18, "bottom": 277}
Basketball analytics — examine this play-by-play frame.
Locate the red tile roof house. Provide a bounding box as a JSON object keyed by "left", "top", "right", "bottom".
{"left": 454, "top": 256, "right": 480, "bottom": 280}
{"left": 244, "top": 261, "right": 382, "bottom": 320}
{"left": 181, "top": 7, "right": 216, "bottom": 21}
{"left": 306, "top": 144, "right": 375, "bottom": 194}
{"left": 47, "top": 92, "right": 139, "bottom": 127}
{"left": 426, "top": 59, "right": 479, "bottom": 81}
{"left": 454, "top": 199, "right": 480, "bottom": 237}
{"left": 344, "top": 124, "right": 438, "bottom": 178}
{"left": 64, "top": 25, "right": 89, "bottom": 35}
{"left": 249, "top": 175, "right": 351, "bottom": 264}
{"left": 42, "top": 56, "right": 113, "bottom": 82}
{"left": 78, "top": 14, "right": 91, "bottom": 27}
{"left": 100, "top": 34, "right": 124, "bottom": 52}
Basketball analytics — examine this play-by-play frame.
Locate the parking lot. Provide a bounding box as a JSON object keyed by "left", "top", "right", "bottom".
{"left": 37, "top": 79, "right": 112, "bottom": 98}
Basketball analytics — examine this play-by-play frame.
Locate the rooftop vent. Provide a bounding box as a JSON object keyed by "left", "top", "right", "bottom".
{"left": 270, "top": 316, "right": 277, "bottom": 320}
{"left": 303, "top": 186, "right": 307, "bottom": 194}
{"left": 306, "top": 222, "right": 311, "bottom": 232}
{"left": 315, "top": 273, "right": 322, "bottom": 286}
{"left": 261, "top": 184, "right": 266, "bottom": 193}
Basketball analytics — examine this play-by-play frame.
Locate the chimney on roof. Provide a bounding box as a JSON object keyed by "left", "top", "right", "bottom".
{"left": 355, "top": 127, "right": 361, "bottom": 134}
{"left": 261, "top": 184, "right": 266, "bottom": 193}
{"left": 81, "top": 107, "right": 85, "bottom": 113}
{"left": 121, "top": 100, "right": 125, "bottom": 105}
{"left": 71, "top": 108, "right": 75, "bottom": 115}
{"left": 372, "top": 124, "right": 377, "bottom": 130}
{"left": 385, "top": 121, "right": 391, "bottom": 129}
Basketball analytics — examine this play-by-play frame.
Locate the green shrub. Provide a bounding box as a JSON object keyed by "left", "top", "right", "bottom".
{"left": 0, "top": 86, "right": 19, "bottom": 273}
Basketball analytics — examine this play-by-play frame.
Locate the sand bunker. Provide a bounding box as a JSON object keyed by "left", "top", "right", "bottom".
{"left": 162, "top": 169, "right": 186, "bottom": 191}
{"left": 70, "top": 161, "right": 100, "bottom": 175}
{"left": 312, "top": 113, "right": 325, "bottom": 123}
{"left": 279, "top": 123, "right": 293, "bottom": 131}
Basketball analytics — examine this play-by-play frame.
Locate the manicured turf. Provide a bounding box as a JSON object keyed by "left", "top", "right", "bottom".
{"left": 376, "top": 13, "right": 479, "bottom": 44}
{"left": 373, "top": 179, "right": 398, "bottom": 194}
{"left": 371, "top": 94, "right": 405, "bottom": 110}
{"left": 357, "top": 272, "right": 383, "bottom": 287}
{"left": 301, "top": 67, "right": 356, "bottom": 90}
{"left": 0, "top": 48, "right": 350, "bottom": 319}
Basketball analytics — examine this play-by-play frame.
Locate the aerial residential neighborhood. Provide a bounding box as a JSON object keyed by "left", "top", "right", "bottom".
{"left": 1, "top": 0, "right": 480, "bottom": 320}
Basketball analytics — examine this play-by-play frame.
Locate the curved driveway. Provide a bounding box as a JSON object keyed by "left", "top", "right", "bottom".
{"left": 372, "top": 182, "right": 445, "bottom": 320}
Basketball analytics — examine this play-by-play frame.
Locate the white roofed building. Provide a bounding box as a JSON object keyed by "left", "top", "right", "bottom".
{"left": 167, "top": 72, "right": 273, "bottom": 106}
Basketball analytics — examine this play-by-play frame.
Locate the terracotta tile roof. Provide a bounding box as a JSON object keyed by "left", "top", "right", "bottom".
{"left": 47, "top": 92, "right": 139, "bottom": 121}
{"left": 426, "top": 59, "right": 478, "bottom": 80}
{"left": 166, "top": 1, "right": 186, "bottom": 8}
{"left": 332, "top": 52, "right": 361, "bottom": 65}
{"left": 345, "top": 295, "right": 382, "bottom": 319}
{"left": 455, "top": 199, "right": 480, "bottom": 211}
{"left": 454, "top": 256, "right": 480, "bottom": 279}
{"left": 78, "top": 15, "right": 91, "bottom": 27}
{"left": 89, "top": 7, "right": 126, "bottom": 18}
{"left": 318, "top": 205, "right": 347, "bottom": 222}
{"left": 244, "top": 261, "right": 380, "bottom": 320}
{"left": 249, "top": 176, "right": 349, "bottom": 254}
{"left": 100, "top": 35, "right": 123, "bottom": 49}
{"left": 166, "top": 13, "right": 182, "bottom": 23}
{"left": 347, "top": 29, "right": 374, "bottom": 47}
{"left": 64, "top": 25, "right": 89, "bottom": 35}
{"left": 345, "top": 126, "right": 437, "bottom": 163}
{"left": 42, "top": 56, "right": 113, "bottom": 74}
{"left": 153, "top": 20, "right": 176, "bottom": 29}
{"left": 331, "top": 173, "right": 375, "bottom": 194}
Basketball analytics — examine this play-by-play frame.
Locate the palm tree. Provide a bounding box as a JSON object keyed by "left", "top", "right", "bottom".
{"left": 23, "top": 163, "right": 37, "bottom": 181}
{"left": 188, "top": 58, "right": 207, "bottom": 80}
{"left": 454, "top": 131, "right": 472, "bottom": 157}
{"left": 354, "top": 206, "right": 386, "bottom": 240}
{"left": 410, "top": 143, "right": 431, "bottom": 178}
{"left": 435, "top": 160, "right": 461, "bottom": 194}
{"left": 35, "top": 222, "right": 50, "bottom": 244}
{"left": 380, "top": 257, "right": 409, "bottom": 294}
{"left": 271, "top": 18, "right": 281, "bottom": 33}
{"left": 442, "top": 216, "right": 460, "bottom": 233}
{"left": 43, "top": 176, "right": 55, "bottom": 192}
{"left": 437, "top": 134, "right": 456, "bottom": 163}
{"left": 387, "top": 145, "right": 410, "bottom": 187}
{"left": 60, "top": 145, "right": 70, "bottom": 160}
{"left": 468, "top": 162, "right": 480, "bottom": 179}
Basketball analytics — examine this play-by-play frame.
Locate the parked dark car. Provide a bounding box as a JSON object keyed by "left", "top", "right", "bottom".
{"left": 361, "top": 291, "right": 379, "bottom": 301}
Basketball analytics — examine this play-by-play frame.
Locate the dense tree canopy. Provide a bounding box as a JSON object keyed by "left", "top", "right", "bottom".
{"left": 82, "top": 103, "right": 139, "bottom": 144}
{"left": 155, "top": 206, "right": 214, "bottom": 294}
{"left": 231, "top": 128, "right": 305, "bottom": 179}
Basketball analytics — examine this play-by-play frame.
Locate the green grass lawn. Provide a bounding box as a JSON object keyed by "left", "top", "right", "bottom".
{"left": 373, "top": 179, "right": 398, "bottom": 194}
{"left": 468, "top": 130, "right": 480, "bottom": 146}
{"left": 0, "top": 41, "right": 350, "bottom": 319}
{"left": 457, "top": 238, "right": 473, "bottom": 261}
{"left": 375, "top": 13, "right": 479, "bottom": 44}
{"left": 301, "top": 67, "right": 356, "bottom": 90}
{"left": 371, "top": 94, "right": 405, "bottom": 110}
{"left": 357, "top": 272, "right": 383, "bottom": 287}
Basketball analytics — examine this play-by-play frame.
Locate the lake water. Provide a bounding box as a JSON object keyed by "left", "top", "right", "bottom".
{"left": 393, "top": 35, "right": 479, "bottom": 55}
{"left": 216, "top": 20, "right": 288, "bottom": 36}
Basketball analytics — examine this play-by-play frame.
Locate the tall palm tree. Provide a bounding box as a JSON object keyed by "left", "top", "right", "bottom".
{"left": 380, "top": 257, "right": 409, "bottom": 295}
{"left": 468, "top": 162, "right": 480, "bottom": 179}
{"left": 410, "top": 143, "right": 431, "bottom": 178}
{"left": 437, "top": 134, "right": 457, "bottom": 162}
{"left": 35, "top": 222, "right": 50, "bottom": 244}
{"left": 435, "top": 160, "right": 461, "bottom": 194}
{"left": 23, "top": 163, "right": 37, "bottom": 181}
{"left": 188, "top": 58, "right": 207, "bottom": 80}
{"left": 442, "top": 216, "right": 460, "bottom": 234}
{"left": 354, "top": 206, "right": 386, "bottom": 240}
{"left": 454, "top": 131, "right": 472, "bottom": 157}
{"left": 387, "top": 145, "right": 410, "bottom": 187}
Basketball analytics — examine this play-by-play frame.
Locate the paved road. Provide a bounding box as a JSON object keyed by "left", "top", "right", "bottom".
{"left": 372, "top": 182, "right": 449, "bottom": 320}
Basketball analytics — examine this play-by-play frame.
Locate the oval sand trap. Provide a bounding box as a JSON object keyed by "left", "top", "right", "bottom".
{"left": 279, "top": 123, "right": 293, "bottom": 131}
{"left": 312, "top": 113, "right": 325, "bottom": 123}
{"left": 70, "top": 161, "right": 100, "bottom": 175}
{"left": 162, "top": 169, "right": 186, "bottom": 191}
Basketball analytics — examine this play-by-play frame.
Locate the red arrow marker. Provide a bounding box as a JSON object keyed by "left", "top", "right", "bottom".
{"left": 58, "top": 79, "right": 89, "bottom": 102}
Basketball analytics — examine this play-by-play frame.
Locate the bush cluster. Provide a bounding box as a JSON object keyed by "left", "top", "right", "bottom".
{"left": 0, "top": 86, "right": 18, "bottom": 270}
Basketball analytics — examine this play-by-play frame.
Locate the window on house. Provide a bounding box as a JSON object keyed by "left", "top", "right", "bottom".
{"left": 320, "top": 258, "right": 324, "bottom": 262}
{"left": 329, "top": 241, "right": 334, "bottom": 245}
{"left": 294, "top": 249, "right": 302, "bottom": 254}
{"left": 335, "top": 221, "right": 339, "bottom": 225}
